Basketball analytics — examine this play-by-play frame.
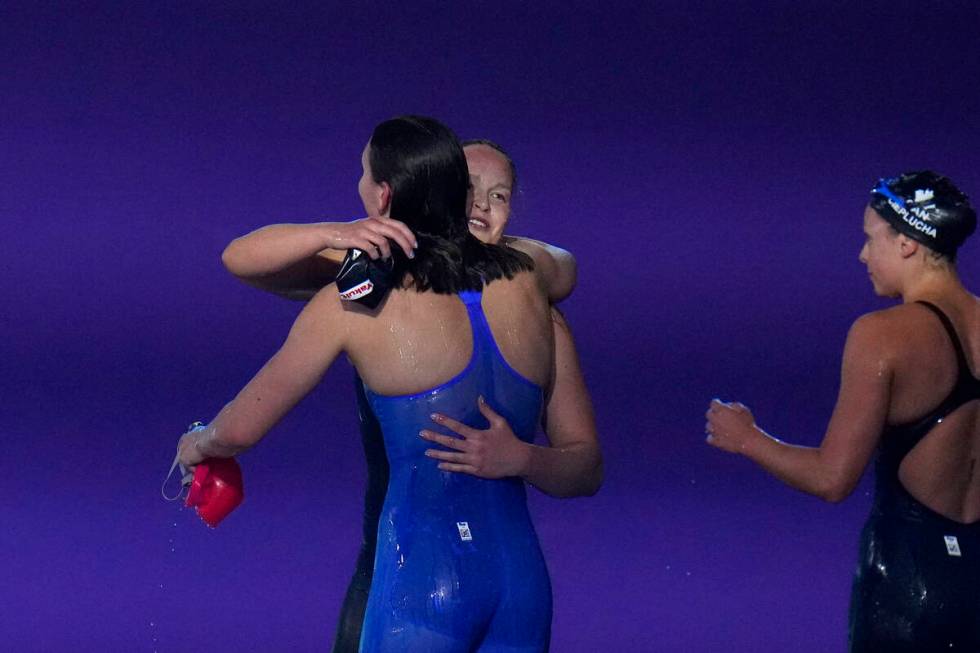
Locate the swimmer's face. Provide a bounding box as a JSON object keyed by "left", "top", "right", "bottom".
{"left": 465, "top": 144, "right": 513, "bottom": 245}
{"left": 859, "top": 206, "right": 903, "bottom": 297}
{"left": 358, "top": 144, "right": 390, "bottom": 216}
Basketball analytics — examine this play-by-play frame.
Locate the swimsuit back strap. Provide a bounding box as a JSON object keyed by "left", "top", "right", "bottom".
{"left": 457, "top": 288, "right": 542, "bottom": 392}
{"left": 917, "top": 301, "right": 971, "bottom": 380}
{"left": 458, "top": 289, "right": 491, "bottom": 355}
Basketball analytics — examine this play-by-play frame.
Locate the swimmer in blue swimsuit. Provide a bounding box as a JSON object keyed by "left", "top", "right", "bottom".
{"left": 220, "top": 139, "right": 601, "bottom": 652}
{"left": 704, "top": 171, "right": 979, "bottom": 650}
{"left": 359, "top": 289, "right": 551, "bottom": 652}
{"left": 332, "top": 141, "right": 599, "bottom": 652}
{"left": 179, "top": 116, "right": 597, "bottom": 652}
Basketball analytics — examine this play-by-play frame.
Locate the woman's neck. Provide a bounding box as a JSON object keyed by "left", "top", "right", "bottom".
{"left": 901, "top": 264, "right": 966, "bottom": 304}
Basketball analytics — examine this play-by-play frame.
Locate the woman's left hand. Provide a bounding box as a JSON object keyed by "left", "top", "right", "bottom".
{"left": 705, "top": 398, "right": 762, "bottom": 454}
{"left": 421, "top": 397, "right": 531, "bottom": 479}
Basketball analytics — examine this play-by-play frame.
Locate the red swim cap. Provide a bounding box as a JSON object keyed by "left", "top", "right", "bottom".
{"left": 185, "top": 457, "right": 244, "bottom": 527}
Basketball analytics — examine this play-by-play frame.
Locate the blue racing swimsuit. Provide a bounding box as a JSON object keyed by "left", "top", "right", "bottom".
{"left": 848, "top": 301, "right": 980, "bottom": 651}
{"left": 358, "top": 290, "right": 552, "bottom": 653}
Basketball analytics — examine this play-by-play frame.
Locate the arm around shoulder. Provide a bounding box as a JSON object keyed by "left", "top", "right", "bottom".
{"left": 222, "top": 223, "right": 347, "bottom": 299}
{"left": 222, "top": 217, "right": 417, "bottom": 300}
{"left": 504, "top": 236, "right": 577, "bottom": 303}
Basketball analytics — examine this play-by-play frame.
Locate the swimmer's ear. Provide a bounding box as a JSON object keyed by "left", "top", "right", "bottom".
{"left": 898, "top": 235, "right": 920, "bottom": 259}
{"left": 378, "top": 182, "right": 392, "bottom": 217}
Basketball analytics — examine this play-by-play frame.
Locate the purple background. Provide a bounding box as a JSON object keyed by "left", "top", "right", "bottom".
{"left": 3, "top": 2, "right": 980, "bottom": 651}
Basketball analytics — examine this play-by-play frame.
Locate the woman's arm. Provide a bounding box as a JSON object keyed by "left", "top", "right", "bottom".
{"left": 705, "top": 313, "right": 893, "bottom": 502}
{"left": 503, "top": 236, "right": 577, "bottom": 303}
{"left": 421, "top": 308, "right": 602, "bottom": 498}
{"left": 523, "top": 308, "right": 602, "bottom": 496}
{"left": 178, "top": 286, "right": 348, "bottom": 466}
{"left": 222, "top": 218, "right": 417, "bottom": 300}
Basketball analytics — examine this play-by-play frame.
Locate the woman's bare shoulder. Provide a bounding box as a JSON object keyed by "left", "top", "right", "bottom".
{"left": 293, "top": 282, "right": 351, "bottom": 331}
{"left": 846, "top": 303, "right": 952, "bottom": 367}
{"left": 851, "top": 303, "right": 935, "bottom": 332}
{"left": 482, "top": 271, "right": 547, "bottom": 308}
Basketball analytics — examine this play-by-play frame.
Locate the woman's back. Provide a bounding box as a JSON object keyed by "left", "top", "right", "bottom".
{"left": 346, "top": 271, "right": 553, "bottom": 397}
{"left": 851, "top": 295, "right": 980, "bottom": 651}
{"left": 342, "top": 271, "right": 556, "bottom": 652}
{"left": 878, "top": 294, "right": 980, "bottom": 524}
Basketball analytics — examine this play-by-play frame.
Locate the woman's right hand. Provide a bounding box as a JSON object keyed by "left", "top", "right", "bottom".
{"left": 177, "top": 426, "right": 208, "bottom": 470}
{"left": 325, "top": 217, "right": 417, "bottom": 260}
{"left": 705, "top": 398, "right": 762, "bottom": 455}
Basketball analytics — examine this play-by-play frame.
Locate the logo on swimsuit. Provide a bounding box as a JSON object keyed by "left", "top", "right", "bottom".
{"left": 456, "top": 521, "right": 473, "bottom": 542}
{"left": 339, "top": 279, "right": 374, "bottom": 300}
{"left": 944, "top": 535, "right": 962, "bottom": 557}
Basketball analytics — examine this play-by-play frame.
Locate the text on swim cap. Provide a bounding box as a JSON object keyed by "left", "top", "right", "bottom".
{"left": 884, "top": 196, "right": 939, "bottom": 239}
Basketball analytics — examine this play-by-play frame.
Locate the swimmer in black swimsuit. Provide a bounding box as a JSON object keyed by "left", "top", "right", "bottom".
{"left": 849, "top": 300, "right": 980, "bottom": 649}
{"left": 331, "top": 379, "right": 387, "bottom": 650}
{"left": 704, "top": 171, "right": 979, "bottom": 651}
{"left": 218, "top": 137, "right": 601, "bottom": 651}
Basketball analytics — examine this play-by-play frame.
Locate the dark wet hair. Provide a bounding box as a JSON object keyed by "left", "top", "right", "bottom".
{"left": 369, "top": 116, "right": 532, "bottom": 293}
{"left": 462, "top": 138, "right": 518, "bottom": 191}
{"left": 870, "top": 170, "right": 976, "bottom": 262}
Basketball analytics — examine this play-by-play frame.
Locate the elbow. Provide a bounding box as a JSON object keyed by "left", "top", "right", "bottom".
{"left": 581, "top": 458, "right": 604, "bottom": 497}
{"left": 221, "top": 240, "right": 246, "bottom": 276}
{"left": 551, "top": 250, "right": 577, "bottom": 302}
{"left": 559, "top": 250, "right": 577, "bottom": 294}
{"left": 560, "top": 455, "right": 604, "bottom": 498}
{"left": 817, "top": 475, "right": 855, "bottom": 504}
{"left": 579, "top": 481, "right": 601, "bottom": 498}
{"left": 820, "top": 488, "right": 849, "bottom": 504}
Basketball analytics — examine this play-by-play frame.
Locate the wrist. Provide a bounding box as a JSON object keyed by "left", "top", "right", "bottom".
{"left": 314, "top": 222, "right": 343, "bottom": 250}
{"left": 193, "top": 427, "right": 214, "bottom": 460}
{"left": 515, "top": 441, "right": 535, "bottom": 479}
{"left": 739, "top": 425, "right": 769, "bottom": 460}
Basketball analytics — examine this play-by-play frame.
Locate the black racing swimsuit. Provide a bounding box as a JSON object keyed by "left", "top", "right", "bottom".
{"left": 331, "top": 374, "right": 388, "bottom": 653}
{"left": 848, "top": 301, "right": 980, "bottom": 652}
